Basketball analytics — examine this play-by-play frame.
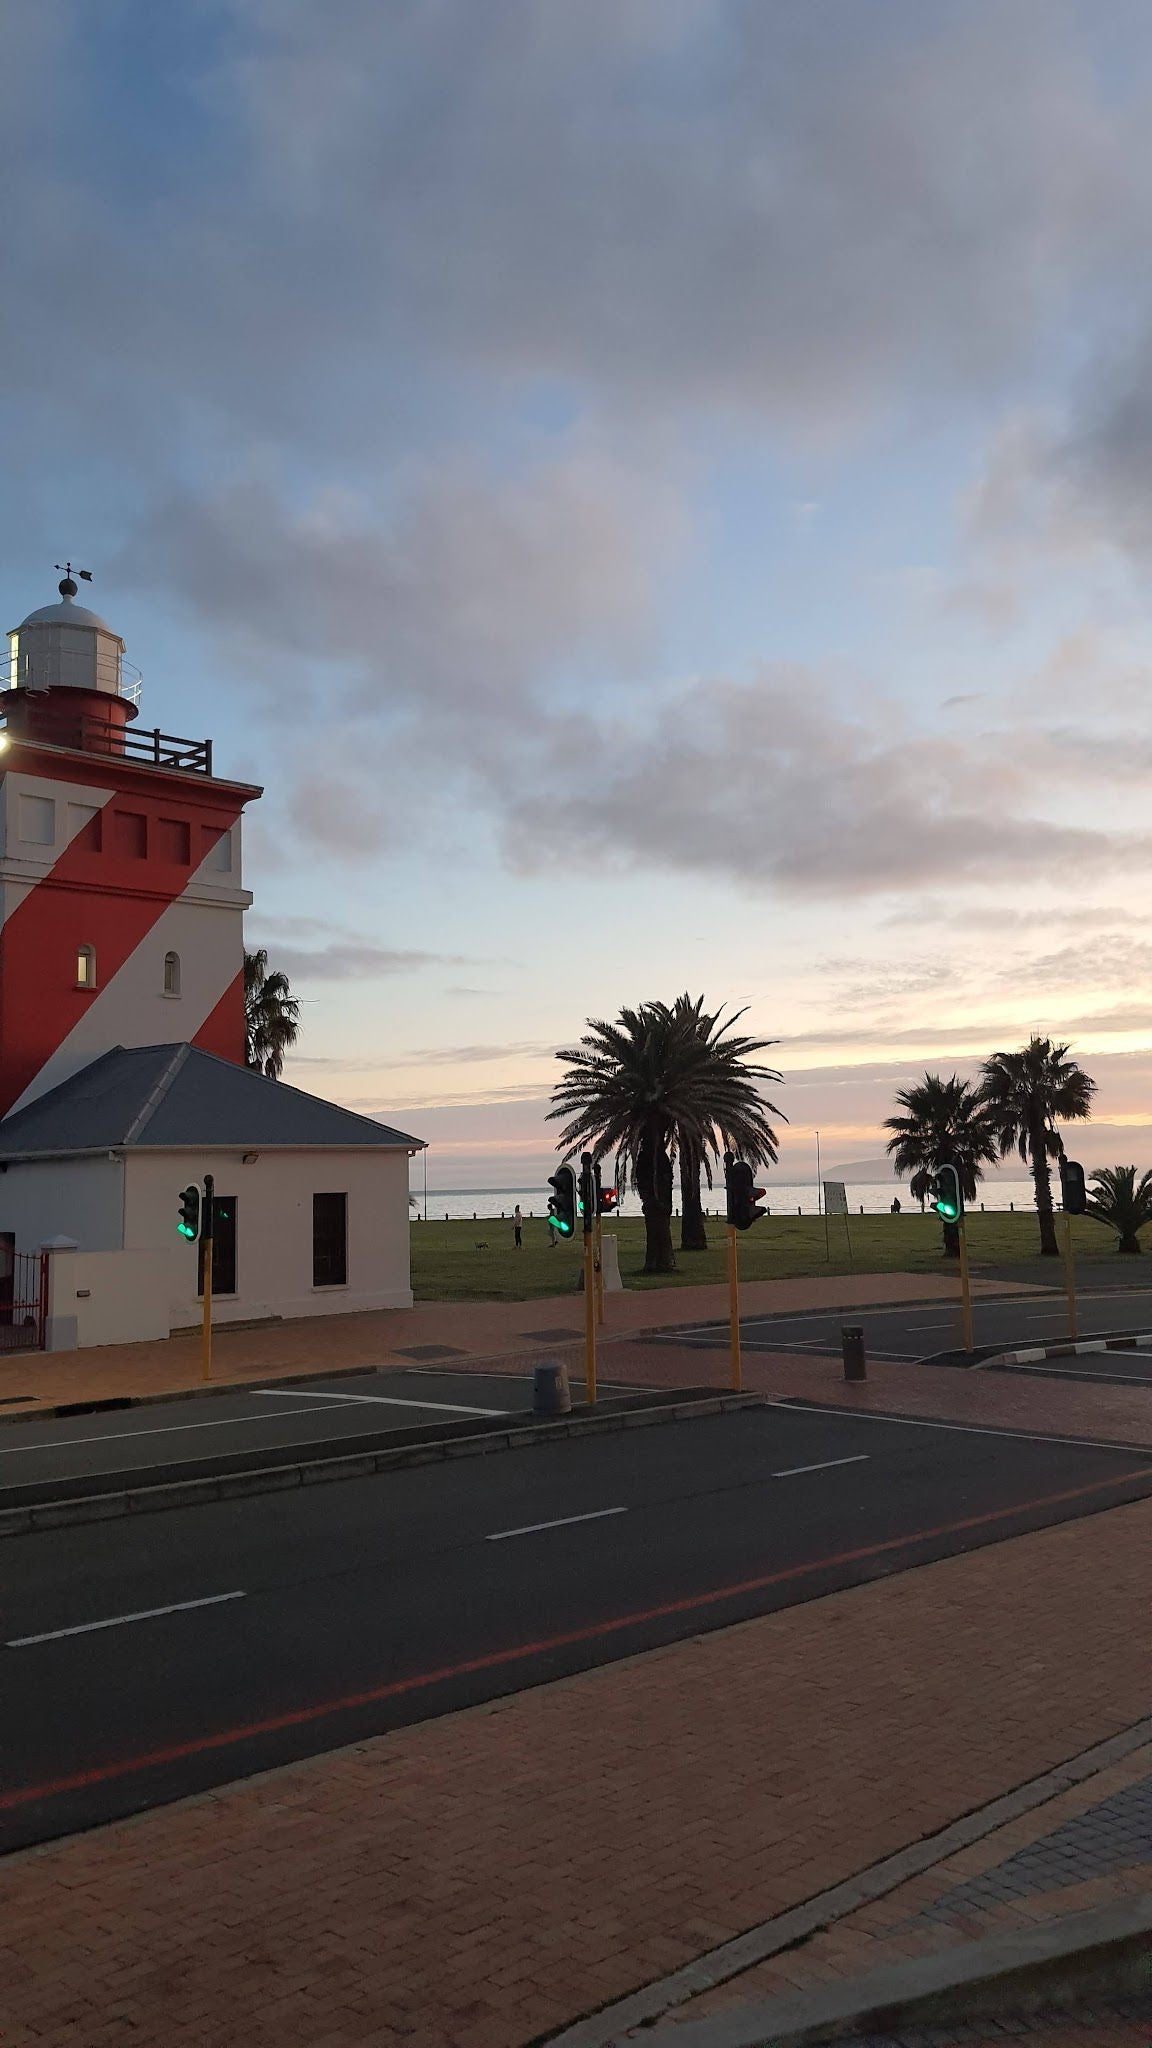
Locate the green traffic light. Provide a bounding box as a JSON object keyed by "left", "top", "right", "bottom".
{"left": 554, "top": 1217, "right": 574, "bottom": 1237}
{"left": 934, "top": 1199, "right": 959, "bottom": 1221}
{"left": 177, "top": 1222, "right": 195, "bottom": 1238}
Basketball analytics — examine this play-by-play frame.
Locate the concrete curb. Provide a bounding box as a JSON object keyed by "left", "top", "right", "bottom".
{"left": 547, "top": 1713, "right": 1152, "bottom": 2046}
{"left": 983, "top": 1330, "right": 1152, "bottom": 1368}
{"left": 644, "top": 1895, "right": 1152, "bottom": 2046}
{"left": 0, "top": 1388, "right": 764, "bottom": 1539}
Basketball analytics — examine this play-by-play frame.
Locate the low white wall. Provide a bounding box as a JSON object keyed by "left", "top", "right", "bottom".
{"left": 44, "top": 1246, "right": 180, "bottom": 1350}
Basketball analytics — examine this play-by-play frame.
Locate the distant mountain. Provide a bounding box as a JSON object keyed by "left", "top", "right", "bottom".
{"left": 824, "top": 1156, "right": 898, "bottom": 1182}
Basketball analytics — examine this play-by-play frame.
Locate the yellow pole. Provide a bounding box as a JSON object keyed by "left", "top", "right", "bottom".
{"left": 727, "top": 1224, "right": 742, "bottom": 1392}
{"left": 1062, "top": 1210, "right": 1078, "bottom": 1341}
{"left": 201, "top": 1233, "right": 213, "bottom": 1382}
{"left": 595, "top": 1211, "right": 605, "bottom": 1327}
{"left": 201, "top": 1172, "right": 214, "bottom": 1383}
{"left": 583, "top": 1225, "right": 597, "bottom": 1405}
{"left": 957, "top": 1217, "right": 974, "bottom": 1354}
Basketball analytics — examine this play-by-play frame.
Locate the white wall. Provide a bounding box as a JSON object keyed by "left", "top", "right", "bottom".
{"left": 0, "top": 1155, "right": 124, "bottom": 1253}
{"left": 125, "top": 1146, "right": 413, "bottom": 1326}
{"left": 44, "top": 1246, "right": 179, "bottom": 1350}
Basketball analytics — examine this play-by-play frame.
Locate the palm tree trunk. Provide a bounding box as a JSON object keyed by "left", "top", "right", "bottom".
{"left": 638, "top": 1123, "right": 676, "bottom": 1274}
{"left": 941, "top": 1220, "right": 959, "bottom": 1257}
{"left": 679, "top": 1140, "right": 708, "bottom": 1252}
{"left": 1031, "top": 1113, "right": 1059, "bottom": 1256}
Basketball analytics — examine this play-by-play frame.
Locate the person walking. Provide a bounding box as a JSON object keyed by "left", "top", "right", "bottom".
{"left": 513, "top": 1203, "right": 523, "bottom": 1249}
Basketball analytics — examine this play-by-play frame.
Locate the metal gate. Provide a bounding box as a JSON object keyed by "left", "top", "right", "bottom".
{"left": 0, "top": 1251, "right": 48, "bottom": 1352}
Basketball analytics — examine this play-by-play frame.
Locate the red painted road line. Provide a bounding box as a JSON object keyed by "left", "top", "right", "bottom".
{"left": 3, "top": 1464, "right": 1151, "bottom": 1814}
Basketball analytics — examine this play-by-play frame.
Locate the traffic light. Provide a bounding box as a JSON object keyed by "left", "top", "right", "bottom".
{"left": 547, "top": 1164, "right": 577, "bottom": 1239}
{"left": 1059, "top": 1157, "right": 1088, "bottom": 1216}
{"left": 578, "top": 1153, "right": 596, "bottom": 1233}
{"left": 177, "top": 1185, "right": 201, "bottom": 1240}
{"left": 725, "top": 1152, "right": 767, "bottom": 1230}
{"left": 596, "top": 1165, "right": 619, "bottom": 1216}
{"left": 932, "top": 1165, "right": 962, "bottom": 1222}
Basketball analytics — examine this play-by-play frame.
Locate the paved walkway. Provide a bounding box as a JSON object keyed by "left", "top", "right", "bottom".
{"left": 0, "top": 1271, "right": 1032, "bottom": 1415}
{"left": 1, "top": 1490, "right": 1150, "bottom": 2047}
{"left": 633, "top": 1737, "right": 1152, "bottom": 2043}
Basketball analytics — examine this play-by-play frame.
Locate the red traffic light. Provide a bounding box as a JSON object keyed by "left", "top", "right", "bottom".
{"left": 597, "top": 1185, "right": 619, "bottom": 1215}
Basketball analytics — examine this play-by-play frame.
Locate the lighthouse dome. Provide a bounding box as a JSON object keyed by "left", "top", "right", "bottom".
{"left": 19, "top": 596, "right": 113, "bottom": 633}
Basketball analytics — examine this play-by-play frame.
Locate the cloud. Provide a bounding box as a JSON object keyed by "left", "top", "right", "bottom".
{"left": 254, "top": 941, "right": 467, "bottom": 981}
{"left": 492, "top": 664, "right": 1152, "bottom": 898}
{"left": 396, "top": 1041, "right": 554, "bottom": 1068}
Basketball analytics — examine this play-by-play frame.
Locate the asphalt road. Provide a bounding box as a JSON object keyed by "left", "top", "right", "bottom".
{"left": 3, "top": 1402, "right": 1152, "bottom": 1851}
{"left": 0, "top": 1368, "right": 591, "bottom": 1496}
{"left": 665, "top": 1284, "right": 1152, "bottom": 1365}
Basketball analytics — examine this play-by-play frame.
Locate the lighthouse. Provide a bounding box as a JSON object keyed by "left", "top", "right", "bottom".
{"left": 0, "top": 576, "right": 422, "bottom": 1351}
{"left": 0, "top": 574, "right": 260, "bottom": 1117}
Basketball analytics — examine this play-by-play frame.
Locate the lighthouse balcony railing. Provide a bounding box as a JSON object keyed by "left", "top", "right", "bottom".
{"left": 5, "top": 648, "right": 143, "bottom": 703}
{"left": 0, "top": 701, "right": 213, "bottom": 775}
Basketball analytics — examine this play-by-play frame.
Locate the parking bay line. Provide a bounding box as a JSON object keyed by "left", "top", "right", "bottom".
{"left": 0, "top": 1403, "right": 358, "bottom": 1457}
{"left": 767, "top": 1399, "right": 1152, "bottom": 1456}
{"left": 255, "top": 1389, "right": 507, "bottom": 1418}
{"left": 7, "top": 1591, "right": 246, "bottom": 1649}
{"left": 486, "top": 1506, "right": 628, "bottom": 1542}
{"left": 772, "top": 1455, "right": 870, "bottom": 1478}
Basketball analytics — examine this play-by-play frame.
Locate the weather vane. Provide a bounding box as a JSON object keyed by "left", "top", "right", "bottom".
{"left": 54, "top": 562, "right": 92, "bottom": 596}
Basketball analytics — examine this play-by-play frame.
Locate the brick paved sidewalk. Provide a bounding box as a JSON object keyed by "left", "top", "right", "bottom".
{"left": 637, "top": 1741, "right": 1152, "bottom": 2043}
{"left": 0, "top": 1269, "right": 1031, "bottom": 1415}
{"left": 2, "top": 1494, "right": 1150, "bottom": 2048}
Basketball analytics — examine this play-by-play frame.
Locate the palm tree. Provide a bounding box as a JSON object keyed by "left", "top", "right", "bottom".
{"left": 244, "top": 948, "right": 301, "bottom": 1079}
{"left": 1086, "top": 1166, "right": 1152, "bottom": 1256}
{"left": 980, "top": 1038, "right": 1096, "bottom": 1257}
{"left": 883, "top": 1073, "right": 998, "bottom": 1255}
{"left": 668, "top": 994, "right": 784, "bottom": 1251}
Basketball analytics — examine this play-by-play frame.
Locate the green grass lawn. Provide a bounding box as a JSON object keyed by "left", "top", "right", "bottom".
{"left": 410, "top": 1209, "right": 1140, "bottom": 1303}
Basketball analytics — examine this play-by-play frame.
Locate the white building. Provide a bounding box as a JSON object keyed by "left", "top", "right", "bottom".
{"left": 0, "top": 579, "right": 423, "bottom": 1350}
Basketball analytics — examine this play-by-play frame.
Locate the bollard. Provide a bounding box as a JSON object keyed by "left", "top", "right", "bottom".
{"left": 533, "top": 1358, "right": 572, "bottom": 1416}
{"left": 841, "top": 1324, "right": 867, "bottom": 1382}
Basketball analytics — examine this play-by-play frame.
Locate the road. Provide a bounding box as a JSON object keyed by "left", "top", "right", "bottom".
{"left": 664, "top": 1283, "right": 1152, "bottom": 1365}
{"left": 0, "top": 1368, "right": 589, "bottom": 1499}
{"left": 4, "top": 1402, "right": 1152, "bottom": 1851}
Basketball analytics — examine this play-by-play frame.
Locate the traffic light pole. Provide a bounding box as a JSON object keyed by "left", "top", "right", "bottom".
{"left": 1062, "top": 1211, "right": 1078, "bottom": 1340}
{"left": 581, "top": 1154, "right": 598, "bottom": 1406}
{"left": 957, "top": 1215, "right": 974, "bottom": 1354}
{"left": 727, "top": 1224, "right": 742, "bottom": 1392}
{"left": 201, "top": 1172, "right": 214, "bottom": 1384}
{"left": 594, "top": 1211, "right": 605, "bottom": 1327}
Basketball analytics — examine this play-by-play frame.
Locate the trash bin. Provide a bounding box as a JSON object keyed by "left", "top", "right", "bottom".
{"left": 533, "top": 1359, "right": 572, "bottom": 1416}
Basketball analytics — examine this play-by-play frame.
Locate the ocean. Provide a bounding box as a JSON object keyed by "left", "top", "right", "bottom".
{"left": 410, "top": 1180, "right": 1040, "bottom": 1222}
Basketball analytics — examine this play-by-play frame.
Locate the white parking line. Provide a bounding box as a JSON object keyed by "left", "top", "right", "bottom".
{"left": 255, "top": 1389, "right": 506, "bottom": 1418}
{"left": 486, "top": 1506, "right": 628, "bottom": 1542}
{"left": 907, "top": 1323, "right": 952, "bottom": 1332}
{"left": 766, "top": 1400, "right": 1152, "bottom": 1456}
{"left": 772, "top": 1455, "right": 870, "bottom": 1478}
{"left": 7, "top": 1590, "right": 246, "bottom": 1648}
{"left": 0, "top": 1404, "right": 355, "bottom": 1457}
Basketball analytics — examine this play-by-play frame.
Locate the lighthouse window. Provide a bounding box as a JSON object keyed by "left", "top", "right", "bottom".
{"left": 19, "top": 794, "right": 55, "bottom": 845}
{"left": 163, "top": 951, "right": 181, "bottom": 996}
{"left": 75, "top": 944, "right": 97, "bottom": 989}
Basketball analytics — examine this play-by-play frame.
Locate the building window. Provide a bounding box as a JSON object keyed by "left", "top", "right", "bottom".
{"left": 75, "top": 943, "right": 97, "bottom": 989}
{"left": 19, "top": 794, "right": 55, "bottom": 845}
{"left": 158, "top": 817, "right": 191, "bottom": 864}
{"left": 313, "top": 1193, "right": 347, "bottom": 1288}
{"left": 163, "top": 950, "right": 181, "bottom": 996}
{"left": 113, "top": 809, "right": 148, "bottom": 859}
{"left": 198, "top": 1196, "right": 237, "bottom": 1297}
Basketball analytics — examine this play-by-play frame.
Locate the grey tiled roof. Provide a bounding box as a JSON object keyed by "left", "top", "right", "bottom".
{"left": 0, "top": 1045, "right": 423, "bottom": 1156}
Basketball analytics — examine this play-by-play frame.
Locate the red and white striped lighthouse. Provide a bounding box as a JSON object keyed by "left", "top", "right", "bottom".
{"left": 0, "top": 575, "right": 262, "bottom": 1118}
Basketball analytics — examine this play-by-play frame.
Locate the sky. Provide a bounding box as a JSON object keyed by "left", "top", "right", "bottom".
{"left": 5, "top": 0, "right": 1152, "bottom": 1188}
